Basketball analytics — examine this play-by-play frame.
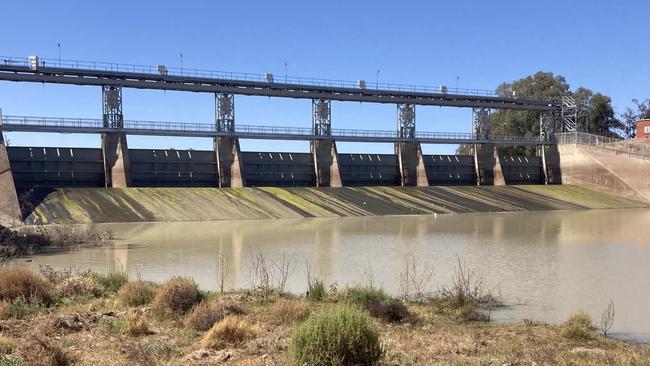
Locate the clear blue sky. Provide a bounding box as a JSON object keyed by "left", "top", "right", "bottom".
{"left": 1, "top": 0, "right": 648, "bottom": 154}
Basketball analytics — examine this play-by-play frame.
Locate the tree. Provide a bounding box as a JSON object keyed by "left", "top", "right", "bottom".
{"left": 621, "top": 99, "right": 650, "bottom": 138}
{"left": 491, "top": 72, "right": 569, "bottom": 155}
{"left": 586, "top": 93, "right": 622, "bottom": 137}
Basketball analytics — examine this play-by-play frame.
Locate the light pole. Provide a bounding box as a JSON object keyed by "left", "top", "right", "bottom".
{"left": 456, "top": 76, "right": 459, "bottom": 93}
{"left": 376, "top": 70, "right": 380, "bottom": 90}
{"left": 180, "top": 53, "right": 183, "bottom": 74}
{"left": 284, "top": 62, "right": 287, "bottom": 83}
{"left": 57, "top": 43, "right": 61, "bottom": 67}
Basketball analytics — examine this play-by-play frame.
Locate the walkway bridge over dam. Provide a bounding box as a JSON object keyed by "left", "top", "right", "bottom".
{"left": 0, "top": 55, "right": 599, "bottom": 224}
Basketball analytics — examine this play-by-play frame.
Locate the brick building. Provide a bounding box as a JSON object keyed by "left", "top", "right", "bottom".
{"left": 637, "top": 119, "right": 650, "bottom": 138}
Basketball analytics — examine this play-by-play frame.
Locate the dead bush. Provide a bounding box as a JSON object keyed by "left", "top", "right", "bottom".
{"left": 0, "top": 268, "right": 52, "bottom": 305}
{"left": 16, "top": 333, "right": 76, "bottom": 366}
{"left": 117, "top": 280, "right": 158, "bottom": 307}
{"left": 200, "top": 316, "right": 260, "bottom": 350}
{"left": 55, "top": 274, "right": 103, "bottom": 298}
{"left": 271, "top": 298, "right": 310, "bottom": 324}
{"left": 152, "top": 277, "right": 200, "bottom": 318}
{"left": 126, "top": 309, "right": 150, "bottom": 337}
{"left": 184, "top": 302, "right": 224, "bottom": 331}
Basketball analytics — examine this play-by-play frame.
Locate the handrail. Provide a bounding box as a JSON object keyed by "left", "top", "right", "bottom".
{"left": 556, "top": 132, "right": 650, "bottom": 160}
{"left": 1, "top": 115, "right": 542, "bottom": 143}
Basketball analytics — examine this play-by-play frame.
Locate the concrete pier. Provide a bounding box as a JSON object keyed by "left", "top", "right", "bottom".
{"left": 541, "top": 144, "right": 562, "bottom": 184}
{"left": 0, "top": 116, "right": 22, "bottom": 226}
{"left": 395, "top": 141, "right": 429, "bottom": 186}
{"left": 473, "top": 144, "right": 505, "bottom": 186}
{"left": 101, "top": 133, "right": 131, "bottom": 187}
{"left": 311, "top": 139, "right": 342, "bottom": 187}
{"left": 214, "top": 136, "right": 245, "bottom": 187}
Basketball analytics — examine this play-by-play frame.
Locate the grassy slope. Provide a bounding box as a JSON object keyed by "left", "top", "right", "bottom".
{"left": 26, "top": 185, "right": 648, "bottom": 224}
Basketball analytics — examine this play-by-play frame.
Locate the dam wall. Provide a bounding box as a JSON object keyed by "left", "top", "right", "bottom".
{"left": 558, "top": 144, "right": 650, "bottom": 202}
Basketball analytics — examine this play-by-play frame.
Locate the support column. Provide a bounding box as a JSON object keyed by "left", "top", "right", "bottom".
{"left": 214, "top": 93, "right": 245, "bottom": 187}
{"left": 395, "top": 104, "right": 428, "bottom": 186}
{"left": 0, "top": 110, "right": 22, "bottom": 226}
{"left": 101, "top": 86, "right": 131, "bottom": 187}
{"left": 311, "top": 99, "right": 341, "bottom": 187}
{"left": 473, "top": 144, "right": 505, "bottom": 186}
{"left": 540, "top": 144, "right": 562, "bottom": 185}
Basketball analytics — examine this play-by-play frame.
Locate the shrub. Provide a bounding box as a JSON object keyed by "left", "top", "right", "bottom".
{"left": 126, "top": 310, "right": 149, "bottom": 337}
{"left": 456, "top": 303, "right": 489, "bottom": 322}
{"left": 87, "top": 271, "right": 128, "bottom": 293}
{"left": 340, "top": 285, "right": 390, "bottom": 305}
{"left": 562, "top": 311, "right": 595, "bottom": 341}
{"left": 0, "top": 268, "right": 52, "bottom": 305}
{"left": 340, "top": 286, "right": 409, "bottom": 322}
{"left": 271, "top": 298, "right": 310, "bottom": 325}
{"left": 184, "top": 302, "right": 224, "bottom": 331}
{"left": 307, "top": 279, "right": 326, "bottom": 301}
{"left": 200, "top": 316, "right": 260, "bottom": 350}
{"left": 290, "top": 305, "right": 382, "bottom": 366}
{"left": 365, "top": 299, "right": 411, "bottom": 323}
{"left": 117, "top": 281, "right": 158, "bottom": 307}
{"left": 55, "top": 275, "right": 104, "bottom": 298}
{"left": 152, "top": 277, "right": 201, "bottom": 318}
{"left": 16, "top": 333, "right": 75, "bottom": 366}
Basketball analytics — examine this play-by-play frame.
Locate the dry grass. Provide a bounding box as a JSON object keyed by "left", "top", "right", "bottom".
{"left": 16, "top": 333, "right": 76, "bottom": 366}
{"left": 152, "top": 277, "right": 200, "bottom": 318}
{"left": 126, "top": 309, "right": 150, "bottom": 337}
{"left": 184, "top": 302, "right": 224, "bottom": 331}
{"left": 270, "top": 298, "right": 310, "bottom": 325}
{"left": 200, "top": 316, "right": 260, "bottom": 350}
{"left": 117, "top": 280, "right": 158, "bottom": 307}
{"left": 55, "top": 274, "right": 104, "bottom": 298}
{"left": 0, "top": 268, "right": 52, "bottom": 305}
{"left": 0, "top": 300, "right": 10, "bottom": 320}
{"left": 0, "top": 273, "right": 647, "bottom": 365}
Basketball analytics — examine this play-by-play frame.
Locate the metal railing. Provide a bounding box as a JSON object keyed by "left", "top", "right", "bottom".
{"left": 0, "top": 55, "right": 503, "bottom": 97}
{"left": 1, "top": 115, "right": 542, "bottom": 144}
{"left": 556, "top": 131, "right": 650, "bottom": 161}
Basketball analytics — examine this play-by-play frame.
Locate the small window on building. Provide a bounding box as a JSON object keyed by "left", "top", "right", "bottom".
{"left": 644, "top": 126, "right": 650, "bottom": 134}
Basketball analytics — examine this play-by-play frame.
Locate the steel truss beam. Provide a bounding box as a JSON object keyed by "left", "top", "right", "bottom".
{"left": 397, "top": 104, "right": 416, "bottom": 139}
{"left": 312, "top": 99, "right": 331, "bottom": 136}
{"left": 102, "top": 85, "right": 123, "bottom": 128}
{"left": 472, "top": 108, "right": 491, "bottom": 140}
{"left": 215, "top": 93, "right": 235, "bottom": 132}
{"left": 0, "top": 65, "right": 557, "bottom": 111}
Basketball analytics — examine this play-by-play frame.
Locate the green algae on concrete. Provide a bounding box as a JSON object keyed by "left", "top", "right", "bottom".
{"left": 25, "top": 185, "right": 649, "bottom": 224}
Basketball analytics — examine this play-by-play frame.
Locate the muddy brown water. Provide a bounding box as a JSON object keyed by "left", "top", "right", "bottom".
{"left": 8, "top": 208, "right": 650, "bottom": 343}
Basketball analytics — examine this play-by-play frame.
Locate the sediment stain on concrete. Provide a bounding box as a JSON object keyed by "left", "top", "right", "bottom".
{"left": 25, "top": 185, "right": 648, "bottom": 224}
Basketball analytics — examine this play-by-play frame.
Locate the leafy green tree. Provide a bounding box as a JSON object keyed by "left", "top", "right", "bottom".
{"left": 621, "top": 99, "right": 650, "bottom": 138}
{"left": 491, "top": 72, "right": 569, "bottom": 154}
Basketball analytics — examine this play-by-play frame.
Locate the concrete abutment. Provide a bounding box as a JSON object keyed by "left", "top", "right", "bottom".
{"left": 0, "top": 115, "right": 22, "bottom": 226}
{"left": 396, "top": 141, "right": 429, "bottom": 187}
{"left": 473, "top": 144, "right": 505, "bottom": 186}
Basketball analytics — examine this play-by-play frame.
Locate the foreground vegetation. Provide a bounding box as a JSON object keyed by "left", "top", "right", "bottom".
{"left": 0, "top": 265, "right": 648, "bottom": 366}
